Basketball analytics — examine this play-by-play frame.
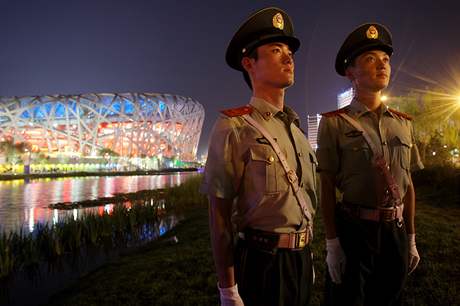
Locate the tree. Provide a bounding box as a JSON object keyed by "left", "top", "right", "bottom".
{"left": 0, "top": 140, "right": 31, "bottom": 164}
{"left": 390, "top": 89, "right": 460, "bottom": 165}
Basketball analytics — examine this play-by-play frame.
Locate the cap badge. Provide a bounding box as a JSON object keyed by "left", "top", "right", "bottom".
{"left": 366, "top": 25, "right": 379, "bottom": 39}
{"left": 272, "top": 13, "right": 284, "bottom": 30}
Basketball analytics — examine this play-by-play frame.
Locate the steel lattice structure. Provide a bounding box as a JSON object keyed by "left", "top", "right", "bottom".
{"left": 0, "top": 93, "right": 204, "bottom": 161}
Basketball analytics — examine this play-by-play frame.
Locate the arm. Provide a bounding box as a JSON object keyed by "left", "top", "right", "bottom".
{"left": 320, "top": 172, "right": 338, "bottom": 239}
{"left": 203, "top": 118, "right": 244, "bottom": 305}
{"left": 317, "top": 116, "right": 347, "bottom": 283}
{"left": 403, "top": 174, "right": 420, "bottom": 274}
{"left": 403, "top": 174, "right": 416, "bottom": 234}
{"left": 320, "top": 171, "right": 346, "bottom": 283}
{"left": 405, "top": 121, "right": 423, "bottom": 231}
{"left": 208, "top": 195, "right": 236, "bottom": 288}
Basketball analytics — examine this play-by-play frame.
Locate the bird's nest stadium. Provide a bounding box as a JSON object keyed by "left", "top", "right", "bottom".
{"left": 0, "top": 93, "right": 204, "bottom": 173}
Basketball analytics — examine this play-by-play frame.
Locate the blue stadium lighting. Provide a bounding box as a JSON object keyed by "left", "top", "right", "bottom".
{"left": 159, "top": 101, "right": 165, "bottom": 112}
{"left": 123, "top": 99, "right": 135, "bottom": 114}
{"left": 159, "top": 225, "right": 166, "bottom": 236}
{"left": 55, "top": 104, "right": 66, "bottom": 117}
{"left": 20, "top": 110, "right": 30, "bottom": 119}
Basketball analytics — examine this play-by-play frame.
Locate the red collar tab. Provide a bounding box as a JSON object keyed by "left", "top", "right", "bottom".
{"left": 220, "top": 105, "right": 253, "bottom": 117}
{"left": 321, "top": 107, "right": 348, "bottom": 117}
{"left": 388, "top": 108, "right": 413, "bottom": 120}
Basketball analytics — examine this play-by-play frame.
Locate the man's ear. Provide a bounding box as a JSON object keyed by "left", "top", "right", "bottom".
{"left": 345, "top": 67, "right": 355, "bottom": 82}
{"left": 241, "top": 57, "right": 253, "bottom": 73}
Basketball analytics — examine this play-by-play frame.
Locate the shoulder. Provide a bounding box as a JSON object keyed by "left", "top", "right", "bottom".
{"left": 220, "top": 105, "right": 253, "bottom": 117}
{"left": 210, "top": 106, "right": 252, "bottom": 140}
{"left": 388, "top": 108, "right": 413, "bottom": 121}
{"left": 319, "top": 107, "right": 349, "bottom": 128}
{"left": 320, "top": 107, "right": 348, "bottom": 118}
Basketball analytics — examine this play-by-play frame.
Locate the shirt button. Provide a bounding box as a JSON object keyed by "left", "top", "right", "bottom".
{"left": 297, "top": 152, "right": 302, "bottom": 157}
{"left": 268, "top": 156, "right": 275, "bottom": 163}
{"left": 382, "top": 141, "right": 387, "bottom": 145}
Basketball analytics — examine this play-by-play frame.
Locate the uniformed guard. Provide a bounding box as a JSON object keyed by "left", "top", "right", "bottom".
{"left": 317, "top": 23, "right": 424, "bottom": 306}
{"left": 201, "top": 7, "right": 317, "bottom": 306}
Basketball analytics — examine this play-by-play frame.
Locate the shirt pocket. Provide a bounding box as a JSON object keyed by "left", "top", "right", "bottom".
{"left": 247, "top": 145, "right": 279, "bottom": 194}
{"left": 389, "top": 135, "right": 411, "bottom": 171}
{"left": 341, "top": 139, "right": 372, "bottom": 174}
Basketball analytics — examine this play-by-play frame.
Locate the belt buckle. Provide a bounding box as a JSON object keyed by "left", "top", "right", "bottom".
{"left": 380, "top": 208, "right": 395, "bottom": 222}
{"left": 297, "top": 232, "right": 307, "bottom": 248}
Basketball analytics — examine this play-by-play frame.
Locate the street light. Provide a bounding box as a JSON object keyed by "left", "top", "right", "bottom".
{"left": 380, "top": 95, "right": 388, "bottom": 102}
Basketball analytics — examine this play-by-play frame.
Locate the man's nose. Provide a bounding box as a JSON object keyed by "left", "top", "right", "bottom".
{"left": 376, "top": 58, "right": 387, "bottom": 68}
{"left": 282, "top": 49, "right": 293, "bottom": 63}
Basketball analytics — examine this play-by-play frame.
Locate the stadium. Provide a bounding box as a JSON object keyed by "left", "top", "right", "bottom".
{"left": 0, "top": 93, "right": 204, "bottom": 172}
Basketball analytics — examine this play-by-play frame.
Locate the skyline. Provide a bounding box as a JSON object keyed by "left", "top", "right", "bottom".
{"left": 1, "top": 0, "right": 459, "bottom": 157}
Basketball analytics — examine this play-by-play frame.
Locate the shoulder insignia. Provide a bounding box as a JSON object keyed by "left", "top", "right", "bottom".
{"left": 388, "top": 108, "right": 413, "bottom": 120}
{"left": 220, "top": 105, "right": 253, "bottom": 117}
{"left": 321, "top": 107, "right": 348, "bottom": 117}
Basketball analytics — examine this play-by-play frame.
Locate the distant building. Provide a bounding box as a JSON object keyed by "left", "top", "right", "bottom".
{"left": 337, "top": 87, "right": 354, "bottom": 109}
{"left": 306, "top": 88, "right": 354, "bottom": 150}
{"left": 0, "top": 93, "right": 204, "bottom": 162}
{"left": 307, "top": 114, "right": 321, "bottom": 150}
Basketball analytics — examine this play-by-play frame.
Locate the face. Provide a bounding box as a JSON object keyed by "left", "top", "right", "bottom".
{"left": 346, "top": 50, "right": 391, "bottom": 92}
{"left": 242, "top": 42, "right": 294, "bottom": 89}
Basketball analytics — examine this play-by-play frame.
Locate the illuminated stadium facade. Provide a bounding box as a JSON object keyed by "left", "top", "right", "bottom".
{"left": 0, "top": 93, "right": 204, "bottom": 165}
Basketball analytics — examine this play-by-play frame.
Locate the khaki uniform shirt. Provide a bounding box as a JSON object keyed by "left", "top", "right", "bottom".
{"left": 317, "top": 99, "right": 424, "bottom": 207}
{"left": 201, "top": 97, "right": 317, "bottom": 233}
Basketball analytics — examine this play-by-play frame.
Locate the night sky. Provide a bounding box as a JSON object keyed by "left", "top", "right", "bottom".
{"left": 1, "top": 0, "right": 459, "bottom": 157}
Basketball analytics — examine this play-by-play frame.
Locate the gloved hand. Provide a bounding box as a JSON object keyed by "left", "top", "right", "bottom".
{"left": 219, "top": 283, "right": 244, "bottom": 306}
{"left": 408, "top": 233, "right": 420, "bottom": 274}
{"left": 326, "top": 237, "right": 346, "bottom": 284}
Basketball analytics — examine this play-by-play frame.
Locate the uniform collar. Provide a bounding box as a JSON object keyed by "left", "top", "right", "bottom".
{"left": 249, "top": 96, "right": 281, "bottom": 120}
{"left": 349, "top": 98, "right": 394, "bottom": 119}
{"left": 249, "top": 97, "right": 300, "bottom": 126}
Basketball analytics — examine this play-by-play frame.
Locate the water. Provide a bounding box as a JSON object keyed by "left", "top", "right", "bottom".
{"left": 0, "top": 172, "right": 197, "bottom": 233}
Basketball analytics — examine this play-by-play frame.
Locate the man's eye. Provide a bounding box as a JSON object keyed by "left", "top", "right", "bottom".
{"left": 272, "top": 48, "right": 281, "bottom": 53}
{"left": 366, "top": 56, "right": 376, "bottom": 63}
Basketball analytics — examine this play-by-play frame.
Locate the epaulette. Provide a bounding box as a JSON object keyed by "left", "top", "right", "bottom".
{"left": 321, "top": 107, "right": 348, "bottom": 117}
{"left": 220, "top": 105, "right": 253, "bottom": 117}
{"left": 388, "top": 108, "right": 413, "bottom": 120}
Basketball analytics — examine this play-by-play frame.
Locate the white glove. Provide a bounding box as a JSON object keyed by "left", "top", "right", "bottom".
{"left": 326, "top": 237, "right": 347, "bottom": 284}
{"left": 408, "top": 234, "right": 420, "bottom": 274}
{"left": 219, "top": 283, "right": 244, "bottom": 306}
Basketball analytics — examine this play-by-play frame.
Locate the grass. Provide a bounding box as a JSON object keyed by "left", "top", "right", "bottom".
{"left": 48, "top": 204, "right": 217, "bottom": 306}
{"left": 46, "top": 171, "right": 459, "bottom": 306}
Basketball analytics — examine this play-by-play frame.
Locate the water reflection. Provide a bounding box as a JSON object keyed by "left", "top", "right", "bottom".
{"left": 0, "top": 172, "right": 197, "bottom": 233}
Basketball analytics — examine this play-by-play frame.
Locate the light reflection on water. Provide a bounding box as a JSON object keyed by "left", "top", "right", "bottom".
{"left": 0, "top": 172, "right": 197, "bottom": 233}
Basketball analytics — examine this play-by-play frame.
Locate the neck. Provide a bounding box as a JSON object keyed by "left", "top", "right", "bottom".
{"left": 252, "top": 86, "right": 285, "bottom": 110}
{"left": 354, "top": 89, "right": 382, "bottom": 111}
